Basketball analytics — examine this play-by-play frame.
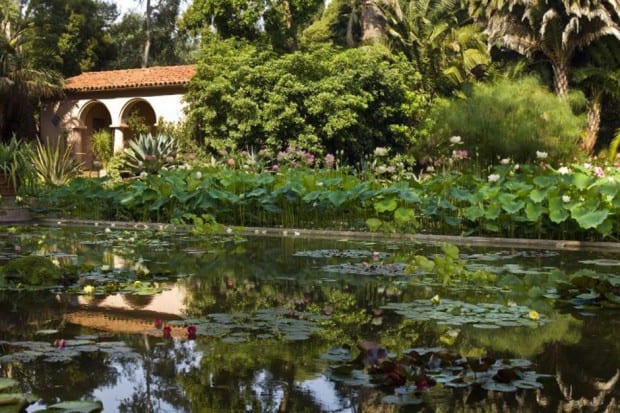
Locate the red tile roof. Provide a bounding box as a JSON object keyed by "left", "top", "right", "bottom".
{"left": 64, "top": 65, "right": 196, "bottom": 93}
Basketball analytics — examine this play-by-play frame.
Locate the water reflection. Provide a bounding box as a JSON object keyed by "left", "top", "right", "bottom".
{"left": 0, "top": 227, "right": 617, "bottom": 411}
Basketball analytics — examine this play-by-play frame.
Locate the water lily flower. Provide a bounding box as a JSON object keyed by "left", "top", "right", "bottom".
{"left": 83, "top": 285, "right": 95, "bottom": 295}
{"left": 558, "top": 166, "right": 570, "bottom": 175}
{"left": 154, "top": 319, "right": 163, "bottom": 329}
{"left": 272, "top": 164, "right": 279, "bottom": 172}
{"left": 536, "top": 151, "right": 548, "bottom": 159}
{"left": 431, "top": 295, "right": 441, "bottom": 305}
{"left": 487, "top": 174, "right": 500, "bottom": 183}
{"left": 57, "top": 339, "right": 66, "bottom": 349}
{"left": 500, "top": 158, "right": 510, "bottom": 165}
{"left": 194, "top": 171, "right": 202, "bottom": 180}
{"left": 227, "top": 158, "right": 235, "bottom": 166}
{"left": 528, "top": 310, "right": 540, "bottom": 321}
{"left": 163, "top": 325, "right": 172, "bottom": 339}
{"left": 187, "top": 325, "right": 197, "bottom": 340}
{"left": 449, "top": 135, "right": 462, "bottom": 144}
{"left": 562, "top": 195, "right": 571, "bottom": 203}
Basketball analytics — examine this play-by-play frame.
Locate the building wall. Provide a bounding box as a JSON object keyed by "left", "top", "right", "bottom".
{"left": 40, "top": 87, "right": 187, "bottom": 167}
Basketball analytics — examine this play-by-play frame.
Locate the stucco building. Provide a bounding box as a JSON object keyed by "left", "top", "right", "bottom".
{"left": 40, "top": 65, "right": 196, "bottom": 169}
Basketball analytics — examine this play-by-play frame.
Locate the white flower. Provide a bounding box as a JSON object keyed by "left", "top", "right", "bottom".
{"left": 139, "top": 171, "right": 148, "bottom": 179}
{"left": 426, "top": 166, "right": 435, "bottom": 172}
{"left": 536, "top": 151, "right": 548, "bottom": 159}
{"left": 449, "top": 135, "right": 462, "bottom": 144}
{"left": 562, "top": 195, "right": 571, "bottom": 203}
{"left": 194, "top": 171, "right": 202, "bottom": 180}
{"left": 558, "top": 166, "right": 570, "bottom": 175}
{"left": 373, "top": 147, "right": 388, "bottom": 157}
{"left": 487, "top": 174, "right": 501, "bottom": 183}
{"left": 583, "top": 163, "right": 592, "bottom": 169}
{"left": 500, "top": 158, "right": 510, "bottom": 165}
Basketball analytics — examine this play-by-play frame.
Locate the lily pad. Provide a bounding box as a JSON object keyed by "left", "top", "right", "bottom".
{"left": 43, "top": 400, "right": 103, "bottom": 412}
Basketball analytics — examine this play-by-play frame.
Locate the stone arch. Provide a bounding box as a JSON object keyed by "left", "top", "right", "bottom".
{"left": 77, "top": 100, "right": 113, "bottom": 169}
{"left": 120, "top": 99, "right": 157, "bottom": 144}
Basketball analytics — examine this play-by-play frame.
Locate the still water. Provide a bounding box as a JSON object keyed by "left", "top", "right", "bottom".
{"left": 0, "top": 225, "right": 618, "bottom": 412}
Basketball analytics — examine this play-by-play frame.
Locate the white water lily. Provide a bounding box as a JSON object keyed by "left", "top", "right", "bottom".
{"left": 500, "top": 158, "right": 510, "bottom": 165}
{"left": 487, "top": 174, "right": 500, "bottom": 183}
{"left": 536, "top": 151, "right": 548, "bottom": 159}
{"left": 558, "top": 166, "right": 570, "bottom": 175}
{"left": 449, "top": 135, "right": 462, "bottom": 144}
{"left": 562, "top": 195, "right": 571, "bottom": 203}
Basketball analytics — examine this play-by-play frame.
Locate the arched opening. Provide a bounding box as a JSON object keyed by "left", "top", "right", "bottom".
{"left": 79, "top": 101, "right": 112, "bottom": 169}
{"left": 120, "top": 99, "right": 157, "bottom": 144}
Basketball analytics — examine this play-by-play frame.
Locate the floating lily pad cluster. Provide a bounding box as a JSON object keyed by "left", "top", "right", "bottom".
{"left": 321, "top": 343, "right": 551, "bottom": 406}
{"left": 322, "top": 262, "right": 407, "bottom": 276}
{"left": 0, "top": 377, "right": 38, "bottom": 412}
{"left": 293, "top": 249, "right": 387, "bottom": 260}
{"left": 0, "top": 336, "right": 137, "bottom": 364}
{"left": 169, "top": 308, "right": 330, "bottom": 343}
{"left": 382, "top": 298, "right": 547, "bottom": 328}
{"left": 548, "top": 270, "right": 620, "bottom": 311}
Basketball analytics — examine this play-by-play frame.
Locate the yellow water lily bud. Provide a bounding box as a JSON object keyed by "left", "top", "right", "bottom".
{"left": 528, "top": 310, "right": 540, "bottom": 321}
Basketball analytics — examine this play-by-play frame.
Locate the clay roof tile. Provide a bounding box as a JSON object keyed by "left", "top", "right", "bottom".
{"left": 64, "top": 65, "right": 196, "bottom": 93}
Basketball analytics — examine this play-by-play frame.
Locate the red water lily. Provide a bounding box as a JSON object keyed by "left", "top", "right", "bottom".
{"left": 162, "top": 325, "right": 172, "bottom": 339}
{"left": 187, "top": 325, "right": 197, "bottom": 340}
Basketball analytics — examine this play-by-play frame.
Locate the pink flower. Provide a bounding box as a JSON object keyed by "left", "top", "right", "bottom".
{"left": 186, "top": 152, "right": 197, "bottom": 160}
{"left": 227, "top": 158, "right": 235, "bottom": 166}
{"left": 594, "top": 166, "right": 605, "bottom": 178}
{"left": 272, "top": 164, "right": 279, "bottom": 172}
{"left": 57, "top": 339, "right": 66, "bottom": 349}
{"left": 163, "top": 325, "right": 172, "bottom": 339}
{"left": 187, "top": 325, "right": 197, "bottom": 340}
{"left": 154, "top": 319, "right": 163, "bottom": 329}
{"left": 145, "top": 154, "right": 156, "bottom": 161}
{"left": 325, "top": 154, "right": 335, "bottom": 169}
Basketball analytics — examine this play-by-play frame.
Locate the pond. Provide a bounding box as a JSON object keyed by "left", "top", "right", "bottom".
{"left": 0, "top": 224, "right": 618, "bottom": 412}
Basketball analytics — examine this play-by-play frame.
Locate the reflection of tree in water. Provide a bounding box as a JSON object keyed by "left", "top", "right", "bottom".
{"left": 123, "top": 294, "right": 155, "bottom": 309}
{"left": 5, "top": 352, "right": 118, "bottom": 405}
{"left": 117, "top": 334, "right": 193, "bottom": 413}
{"left": 0, "top": 291, "right": 68, "bottom": 340}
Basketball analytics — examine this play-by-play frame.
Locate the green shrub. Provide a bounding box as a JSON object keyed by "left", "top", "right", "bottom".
{"left": 91, "top": 129, "right": 114, "bottom": 168}
{"left": 30, "top": 139, "right": 83, "bottom": 186}
{"left": 426, "top": 76, "right": 585, "bottom": 166}
{"left": 122, "top": 133, "right": 178, "bottom": 174}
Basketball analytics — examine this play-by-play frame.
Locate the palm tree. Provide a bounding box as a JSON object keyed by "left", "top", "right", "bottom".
{"left": 481, "top": 0, "right": 620, "bottom": 97}
{"left": 0, "top": 1, "right": 61, "bottom": 140}
{"left": 379, "top": 0, "right": 489, "bottom": 94}
{"left": 572, "top": 37, "right": 620, "bottom": 154}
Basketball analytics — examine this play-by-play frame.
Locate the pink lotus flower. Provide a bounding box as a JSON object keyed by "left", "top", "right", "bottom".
{"left": 272, "top": 164, "right": 279, "bottom": 172}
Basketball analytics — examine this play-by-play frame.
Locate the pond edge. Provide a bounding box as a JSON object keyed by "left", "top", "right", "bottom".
{"left": 30, "top": 218, "right": 620, "bottom": 253}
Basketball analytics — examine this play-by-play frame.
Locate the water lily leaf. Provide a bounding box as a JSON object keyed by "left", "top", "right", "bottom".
{"left": 35, "top": 329, "right": 59, "bottom": 336}
{"left": 365, "top": 218, "right": 383, "bottom": 232}
{"left": 0, "top": 393, "right": 37, "bottom": 411}
{"left": 571, "top": 208, "right": 609, "bottom": 230}
{"left": 482, "top": 382, "right": 517, "bottom": 392}
{"left": 513, "top": 379, "right": 543, "bottom": 389}
{"left": 374, "top": 198, "right": 398, "bottom": 213}
{"left": 525, "top": 202, "right": 546, "bottom": 221}
{"left": 45, "top": 400, "right": 103, "bottom": 412}
{"left": 579, "top": 259, "right": 620, "bottom": 267}
{"left": 575, "top": 291, "right": 600, "bottom": 300}
{"left": 394, "top": 207, "right": 415, "bottom": 223}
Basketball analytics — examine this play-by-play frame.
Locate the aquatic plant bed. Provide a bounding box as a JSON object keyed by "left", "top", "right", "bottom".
{"left": 0, "top": 224, "right": 618, "bottom": 412}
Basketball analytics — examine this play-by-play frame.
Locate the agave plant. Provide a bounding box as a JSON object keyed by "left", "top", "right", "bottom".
{"left": 31, "top": 139, "right": 83, "bottom": 186}
{"left": 123, "top": 133, "right": 178, "bottom": 174}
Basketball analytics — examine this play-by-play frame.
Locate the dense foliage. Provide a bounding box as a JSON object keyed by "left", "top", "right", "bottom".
{"left": 186, "top": 41, "right": 429, "bottom": 165}
{"left": 29, "top": 156, "right": 620, "bottom": 241}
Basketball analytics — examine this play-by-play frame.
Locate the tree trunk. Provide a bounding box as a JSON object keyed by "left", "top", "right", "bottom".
{"left": 583, "top": 90, "right": 602, "bottom": 155}
{"left": 552, "top": 58, "right": 570, "bottom": 97}
{"left": 142, "top": 0, "right": 152, "bottom": 68}
{"left": 361, "top": 0, "right": 385, "bottom": 41}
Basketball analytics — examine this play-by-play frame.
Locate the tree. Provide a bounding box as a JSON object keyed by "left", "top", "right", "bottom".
{"left": 110, "top": 1, "right": 192, "bottom": 69}
{"left": 0, "top": 0, "right": 61, "bottom": 140}
{"left": 181, "top": 0, "right": 324, "bottom": 52}
{"left": 379, "top": 0, "right": 489, "bottom": 95}
{"left": 480, "top": 0, "right": 620, "bottom": 97}
{"left": 185, "top": 39, "right": 429, "bottom": 165}
{"left": 573, "top": 37, "right": 620, "bottom": 154}
{"left": 27, "top": 0, "right": 117, "bottom": 76}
